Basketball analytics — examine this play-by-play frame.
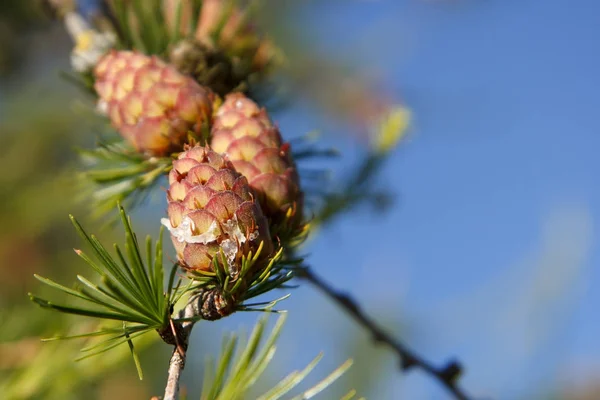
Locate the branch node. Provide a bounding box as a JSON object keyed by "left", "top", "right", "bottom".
{"left": 157, "top": 320, "right": 186, "bottom": 349}
{"left": 439, "top": 360, "right": 463, "bottom": 384}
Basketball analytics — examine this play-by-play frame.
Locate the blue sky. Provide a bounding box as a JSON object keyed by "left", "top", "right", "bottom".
{"left": 244, "top": 1, "right": 600, "bottom": 399}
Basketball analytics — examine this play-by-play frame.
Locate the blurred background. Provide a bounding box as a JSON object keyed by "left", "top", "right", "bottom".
{"left": 1, "top": 0, "right": 599, "bottom": 399}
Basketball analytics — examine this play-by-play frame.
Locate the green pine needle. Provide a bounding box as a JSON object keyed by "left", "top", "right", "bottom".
{"left": 125, "top": 325, "right": 144, "bottom": 380}
{"left": 108, "top": 0, "right": 238, "bottom": 56}
{"left": 200, "top": 314, "right": 353, "bottom": 400}
{"left": 339, "top": 390, "right": 359, "bottom": 400}
{"left": 291, "top": 359, "right": 354, "bottom": 400}
{"left": 77, "top": 141, "right": 171, "bottom": 219}
{"left": 29, "top": 206, "right": 183, "bottom": 373}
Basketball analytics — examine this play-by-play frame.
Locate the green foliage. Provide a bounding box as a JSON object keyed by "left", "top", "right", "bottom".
{"left": 26, "top": 204, "right": 300, "bottom": 368}
{"left": 29, "top": 206, "right": 182, "bottom": 377}
{"left": 77, "top": 139, "right": 172, "bottom": 219}
{"left": 0, "top": 322, "right": 158, "bottom": 400}
{"left": 112, "top": 0, "right": 177, "bottom": 55}
{"left": 185, "top": 243, "right": 305, "bottom": 316}
{"left": 111, "top": 0, "right": 242, "bottom": 56}
{"left": 200, "top": 314, "right": 357, "bottom": 400}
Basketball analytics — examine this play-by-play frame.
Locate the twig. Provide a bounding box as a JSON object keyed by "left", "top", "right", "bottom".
{"left": 164, "top": 345, "right": 186, "bottom": 400}
{"left": 163, "top": 294, "right": 203, "bottom": 400}
{"left": 296, "top": 266, "right": 471, "bottom": 400}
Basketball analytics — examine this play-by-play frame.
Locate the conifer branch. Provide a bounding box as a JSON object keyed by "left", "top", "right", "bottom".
{"left": 296, "top": 266, "right": 471, "bottom": 400}
{"left": 163, "top": 294, "right": 202, "bottom": 400}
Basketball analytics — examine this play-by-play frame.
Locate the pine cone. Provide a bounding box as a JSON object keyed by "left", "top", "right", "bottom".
{"left": 94, "top": 50, "right": 214, "bottom": 156}
{"left": 210, "top": 93, "right": 303, "bottom": 227}
{"left": 161, "top": 145, "right": 273, "bottom": 280}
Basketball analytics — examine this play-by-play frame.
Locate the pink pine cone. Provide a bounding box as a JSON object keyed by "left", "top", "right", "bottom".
{"left": 210, "top": 93, "right": 303, "bottom": 225}
{"left": 94, "top": 50, "right": 214, "bottom": 156}
{"left": 162, "top": 146, "right": 273, "bottom": 276}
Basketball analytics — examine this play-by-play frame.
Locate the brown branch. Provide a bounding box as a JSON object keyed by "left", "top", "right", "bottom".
{"left": 164, "top": 347, "right": 186, "bottom": 400}
{"left": 296, "top": 266, "right": 471, "bottom": 400}
{"left": 162, "top": 294, "right": 203, "bottom": 400}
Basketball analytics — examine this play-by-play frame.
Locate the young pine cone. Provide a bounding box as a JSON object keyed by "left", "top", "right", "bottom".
{"left": 94, "top": 51, "right": 214, "bottom": 156}
{"left": 168, "top": 39, "right": 239, "bottom": 97}
{"left": 161, "top": 147, "right": 274, "bottom": 318}
{"left": 210, "top": 93, "right": 303, "bottom": 226}
{"left": 164, "top": 0, "right": 277, "bottom": 93}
